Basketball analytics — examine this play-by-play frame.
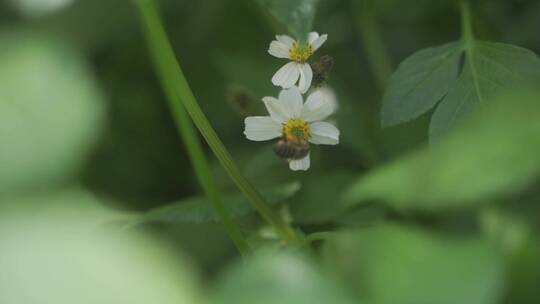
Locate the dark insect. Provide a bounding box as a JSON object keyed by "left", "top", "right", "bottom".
{"left": 273, "top": 139, "right": 310, "bottom": 160}
{"left": 310, "top": 55, "right": 334, "bottom": 87}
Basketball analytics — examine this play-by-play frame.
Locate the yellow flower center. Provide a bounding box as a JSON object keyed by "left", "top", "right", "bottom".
{"left": 288, "top": 42, "right": 313, "bottom": 62}
{"left": 283, "top": 118, "right": 310, "bottom": 141}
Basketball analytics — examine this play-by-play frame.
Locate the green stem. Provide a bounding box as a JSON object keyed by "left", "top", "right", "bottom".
{"left": 134, "top": 0, "right": 299, "bottom": 245}
{"left": 460, "top": 0, "right": 484, "bottom": 104}
{"left": 460, "top": 0, "right": 474, "bottom": 45}
{"left": 135, "top": 1, "right": 249, "bottom": 256}
{"left": 353, "top": 0, "right": 393, "bottom": 91}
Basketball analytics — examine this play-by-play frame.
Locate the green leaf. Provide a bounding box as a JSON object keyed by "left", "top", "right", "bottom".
{"left": 345, "top": 89, "right": 540, "bottom": 210}
{"left": 323, "top": 224, "right": 505, "bottom": 304}
{"left": 0, "top": 189, "right": 201, "bottom": 304}
{"left": 257, "top": 0, "right": 318, "bottom": 39}
{"left": 131, "top": 182, "right": 301, "bottom": 225}
{"left": 503, "top": 240, "right": 540, "bottom": 304}
{"left": 430, "top": 41, "right": 540, "bottom": 138}
{"left": 381, "top": 43, "right": 462, "bottom": 127}
{"left": 0, "top": 34, "right": 105, "bottom": 194}
{"left": 382, "top": 40, "right": 540, "bottom": 140}
{"left": 288, "top": 172, "right": 356, "bottom": 224}
{"left": 210, "top": 250, "right": 357, "bottom": 304}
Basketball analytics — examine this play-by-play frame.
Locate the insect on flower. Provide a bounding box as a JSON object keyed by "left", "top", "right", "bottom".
{"left": 244, "top": 86, "right": 339, "bottom": 171}
{"left": 268, "top": 32, "right": 328, "bottom": 93}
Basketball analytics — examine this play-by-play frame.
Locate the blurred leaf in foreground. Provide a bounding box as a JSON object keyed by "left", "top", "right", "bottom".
{"left": 0, "top": 33, "right": 105, "bottom": 194}
{"left": 0, "top": 188, "right": 133, "bottom": 226}
{"left": 323, "top": 224, "right": 505, "bottom": 304}
{"left": 0, "top": 189, "right": 200, "bottom": 304}
{"left": 210, "top": 250, "right": 357, "bottom": 304}
{"left": 345, "top": 89, "right": 540, "bottom": 211}
{"left": 503, "top": 240, "right": 540, "bottom": 304}
{"left": 9, "top": 0, "right": 75, "bottom": 17}
{"left": 288, "top": 172, "right": 356, "bottom": 224}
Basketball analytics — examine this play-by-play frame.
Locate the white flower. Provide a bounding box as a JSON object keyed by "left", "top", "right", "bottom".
{"left": 244, "top": 86, "right": 339, "bottom": 171}
{"left": 268, "top": 32, "right": 328, "bottom": 94}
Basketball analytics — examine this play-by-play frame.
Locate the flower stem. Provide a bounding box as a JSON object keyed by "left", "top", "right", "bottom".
{"left": 352, "top": 0, "right": 393, "bottom": 91}
{"left": 134, "top": 0, "right": 299, "bottom": 246}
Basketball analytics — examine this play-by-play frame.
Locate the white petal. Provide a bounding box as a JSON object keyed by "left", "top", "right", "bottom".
{"left": 309, "top": 121, "right": 339, "bottom": 145}
{"left": 310, "top": 34, "right": 328, "bottom": 52}
{"left": 244, "top": 116, "right": 282, "bottom": 141}
{"left": 318, "top": 86, "right": 339, "bottom": 112}
{"left": 301, "top": 89, "right": 334, "bottom": 122}
{"left": 268, "top": 40, "right": 290, "bottom": 59}
{"left": 276, "top": 35, "right": 295, "bottom": 48}
{"left": 308, "top": 32, "right": 319, "bottom": 44}
{"left": 278, "top": 86, "right": 303, "bottom": 117}
{"left": 298, "top": 63, "right": 313, "bottom": 94}
{"left": 272, "top": 62, "right": 300, "bottom": 89}
{"left": 263, "top": 96, "right": 290, "bottom": 123}
{"left": 289, "top": 154, "right": 310, "bottom": 171}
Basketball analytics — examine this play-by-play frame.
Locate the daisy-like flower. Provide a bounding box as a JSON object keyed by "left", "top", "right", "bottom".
{"left": 268, "top": 32, "right": 328, "bottom": 94}
{"left": 244, "top": 86, "right": 339, "bottom": 171}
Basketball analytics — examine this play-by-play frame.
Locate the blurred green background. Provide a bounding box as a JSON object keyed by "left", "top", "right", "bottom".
{"left": 1, "top": 0, "right": 540, "bottom": 303}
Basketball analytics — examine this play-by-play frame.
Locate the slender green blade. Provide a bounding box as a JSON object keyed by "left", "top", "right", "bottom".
{"left": 134, "top": 0, "right": 298, "bottom": 245}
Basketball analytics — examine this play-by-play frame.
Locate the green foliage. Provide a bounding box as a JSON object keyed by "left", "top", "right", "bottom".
{"left": 0, "top": 33, "right": 105, "bottom": 194}
{"left": 381, "top": 42, "right": 462, "bottom": 127}
{"left": 136, "top": 0, "right": 299, "bottom": 245}
{"left": 2, "top": 1, "right": 540, "bottom": 303}
{"left": 323, "top": 224, "right": 505, "bottom": 304}
{"left": 346, "top": 89, "right": 540, "bottom": 210}
{"left": 430, "top": 41, "right": 540, "bottom": 139}
{"left": 0, "top": 190, "right": 200, "bottom": 304}
{"left": 289, "top": 172, "right": 355, "bottom": 224}
{"left": 503, "top": 240, "right": 540, "bottom": 304}
{"left": 382, "top": 40, "right": 540, "bottom": 140}
{"left": 256, "top": 0, "right": 318, "bottom": 40}
{"left": 131, "top": 182, "right": 300, "bottom": 225}
{"left": 210, "top": 251, "right": 357, "bottom": 304}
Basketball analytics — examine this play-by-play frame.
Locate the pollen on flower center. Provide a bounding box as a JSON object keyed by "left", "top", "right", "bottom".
{"left": 288, "top": 42, "right": 313, "bottom": 62}
{"left": 283, "top": 118, "right": 310, "bottom": 141}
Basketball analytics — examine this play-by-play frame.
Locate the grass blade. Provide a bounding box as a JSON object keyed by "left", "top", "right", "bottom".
{"left": 134, "top": 0, "right": 299, "bottom": 245}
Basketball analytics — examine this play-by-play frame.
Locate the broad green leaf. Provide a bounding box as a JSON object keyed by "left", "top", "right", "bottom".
{"left": 323, "top": 224, "right": 505, "bottom": 304}
{"left": 381, "top": 42, "right": 462, "bottom": 127}
{"left": 0, "top": 34, "right": 105, "bottom": 194}
{"left": 345, "top": 90, "right": 540, "bottom": 210}
{"left": 257, "top": 0, "right": 318, "bottom": 40}
{"left": 0, "top": 188, "right": 135, "bottom": 226}
{"left": 130, "top": 182, "right": 301, "bottom": 225}
{"left": 210, "top": 250, "right": 357, "bottom": 304}
{"left": 430, "top": 41, "right": 540, "bottom": 139}
{"left": 0, "top": 189, "right": 201, "bottom": 304}
{"left": 382, "top": 40, "right": 540, "bottom": 140}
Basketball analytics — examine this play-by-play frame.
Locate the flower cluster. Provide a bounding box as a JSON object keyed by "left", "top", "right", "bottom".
{"left": 244, "top": 32, "right": 339, "bottom": 171}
